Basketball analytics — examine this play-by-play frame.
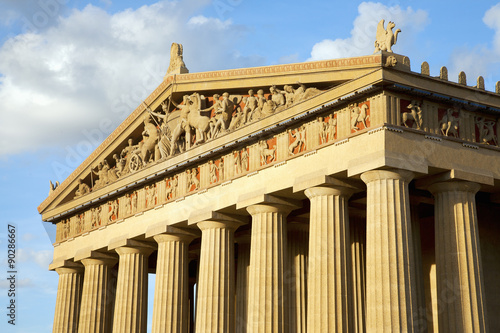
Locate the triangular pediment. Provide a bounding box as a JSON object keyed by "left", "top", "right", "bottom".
{"left": 38, "top": 53, "right": 388, "bottom": 221}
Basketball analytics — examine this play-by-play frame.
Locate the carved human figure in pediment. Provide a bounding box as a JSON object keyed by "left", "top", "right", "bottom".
{"left": 148, "top": 104, "right": 172, "bottom": 159}
{"left": 374, "top": 19, "right": 401, "bottom": 53}
{"left": 112, "top": 154, "right": 126, "bottom": 178}
{"left": 74, "top": 178, "right": 90, "bottom": 198}
{"left": 92, "top": 162, "right": 109, "bottom": 189}
{"left": 140, "top": 115, "right": 158, "bottom": 166}
{"left": 270, "top": 86, "right": 286, "bottom": 112}
{"left": 170, "top": 95, "right": 193, "bottom": 154}
{"left": 440, "top": 108, "right": 459, "bottom": 138}
{"left": 249, "top": 89, "right": 266, "bottom": 122}
{"left": 401, "top": 100, "right": 423, "bottom": 130}
{"left": 242, "top": 90, "right": 258, "bottom": 124}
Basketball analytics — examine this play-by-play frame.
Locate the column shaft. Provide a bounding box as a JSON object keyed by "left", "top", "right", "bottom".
{"left": 246, "top": 204, "right": 289, "bottom": 333}
{"left": 112, "top": 246, "right": 152, "bottom": 333}
{"left": 288, "top": 222, "right": 308, "bottom": 333}
{"left": 361, "top": 169, "right": 419, "bottom": 332}
{"left": 152, "top": 234, "right": 192, "bottom": 333}
{"left": 53, "top": 267, "right": 83, "bottom": 333}
{"left": 429, "top": 181, "right": 488, "bottom": 332}
{"left": 235, "top": 240, "right": 251, "bottom": 333}
{"left": 195, "top": 221, "right": 238, "bottom": 333}
{"left": 305, "top": 186, "right": 353, "bottom": 332}
{"left": 350, "top": 216, "right": 366, "bottom": 333}
{"left": 78, "top": 258, "right": 116, "bottom": 333}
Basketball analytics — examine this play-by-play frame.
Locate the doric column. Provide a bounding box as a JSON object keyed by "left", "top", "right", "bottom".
{"left": 361, "top": 169, "right": 419, "bottom": 332}
{"left": 109, "top": 240, "right": 155, "bottom": 333}
{"left": 350, "top": 215, "right": 366, "bottom": 333}
{"left": 77, "top": 252, "right": 118, "bottom": 333}
{"left": 239, "top": 195, "right": 299, "bottom": 333}
{"left": 151, "top": 231, "right": 195, "bottom": 333}
{"left": 304, "top": 185, "right": 354, "bottom": 332}
{"left": 191, "top": 212, "right": 244, "bottom": 333}
{"left": 53, "top": 262, "right": 83, "bottom": 333}
{"left": 287, "top": 220, "right": 309, "bottom": 333}
{"left": 428, "top": 181, "right": 488, "bottom": 332}
{"left": 235, "top": 233, "right": 251, "bottom": 333}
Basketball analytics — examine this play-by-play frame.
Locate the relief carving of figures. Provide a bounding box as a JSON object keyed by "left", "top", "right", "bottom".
{"left": 63, "top": 219, "right": 70, "bottom": 239}
{"left": 289, "top": 126, "right": 306, "bottom": 155}
{"left": 241, "top": 149, "right": 248, "bottom": 171}
{"left": 187, "top": 168, "right": 200, "bottom": 191}
{"left": 234, "top": 151, "right": 242, "bottom": 175}
{"left": 105, "top": 160, "right": 119, "bottom": 183}
{"left": 132, "top": 191, "right": 138, "bottom": 213}
{"left": 242, "top": 90, "right": 258, "bottom": 124}
{"left": 248, "top": 89, "right": 266, "bottom": 122}
{"left": 350, "top": 103, "right": 369, "bottom": 131}
{"left": 91, "top": 206, "right": 101, "bottom": 227}
{"left": 270, "top": 86, "right": 286, "bottom": 113}
{"left": 74, "top": 179, "right": 90, "bottom": 198}
{"left": 211, "top": 93, "right": 241, "bottom": 138}
{"left": 440, "top": 108, "right": 459, "bottom": 137}
{"left": 476, "top": 117, "right": 498, "bottom": 145}
{"left": 148, "top": 103, "right": 172, "bottom": 159}
{"left": 374, "top": 19, "right": 401, "bottom": 53}
{"left": 124, "top": 194, "right": 132, "bottom": 216}
{"left": 120, "top": 138, "right": 137, "bottom": 176}
{"left": 275, "top": 83, "right": 320, "bottom": 108}
{"left": 219, "top": 158, "right": 225, "bottom": 181}
{"left": 259, "top": 140, "right": 276, "bottom": 165}
{"left": 401, "top": 100, "right": 423, "bottom": 130}
{"left": 76, "top": 214, "right": 83, "bottom": 234}
{"left": 327, "top": 114, "right": 337, "bottom": 142}
{"left": 209, "top": 160, "right": 218, "bottom": 184}
{"left": 318, "top": 117, "right": 327, "bottom": 144}
{"left": 108, "top": 200, "right": 118, "bottom": 222}
{"left": 92, "top": 162, "right": 109, "bottom": 190}
{"left": 146, "top": 184, "right": 157, "bottom": 208}
{"left": 170, "top": 95, "right": 193, "bottom": 154}
{"left": 112, "top": 154, "right": 126, "bottom": 178}
{"left": 165, "top": 176, "right": 177, "bottom": 200}
{"left": 140, "top": 115, "right": 159, "bottom": 166}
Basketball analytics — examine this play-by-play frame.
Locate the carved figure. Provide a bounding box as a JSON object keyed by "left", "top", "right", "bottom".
{"left": 270, "top": 86, "right": 286, "bottom": 112}
{"left": 219, "top": 158, "right": 224, "bottom": 181}
{"left": 63, "top": 219, "right": 70, "bottom": 239}
{"left": 124, "top": 194, "right": 131, "bottom": 215}
{"left": 242, "top": 90, "right": 258, "bottom": 124}
{"left": 440, "top": 108, "right": 459, "bottom": 138}
{"left": 170, "top": 95, "right": 194, "bottom": 154}
{"left": 328, "top": 114, "right": 337, "bottom": 141}
{"left": 234, "top": 151, "right": 242, "bottom": 175}
{"left": 112, "top": 154, "right": 126, "bottom": 178}
{"left": 249, "top": 89, "right": 267, "bottom": 122}
{"left": 261, "top": 100, "right": 277, "bottom": 118}
{"left": 385, "top": 56, "right": 397, "bottom": 67}
{"left": 74, "top": 179, "right": 89, "bottom": 198}
{"left": 132, "top": 191, "right": 138, "bottom": 213}
{"left": 146, "top": 185, "right": 156, "bottom": 207}
{"left": 212, "top": 93, "right": 240, "bottom": 138}
{"left": 318, "top": 117, "right": 327, "bottom": 144}
{"left": 108, "top": 200, "right": 118, "bottom": 222}
{"left": 120, "top": 138, "right": 137, "bottom": 175}
{"left": 148, "top": 104, "right": 172, "bottom": 159}
{"left": 401, "top": 101, "right": 423, "bottom": 130}
{"left": 241, "top": 149, "right": 248, "bottom": 171}
{"left": 374, "top": 19, "right": 401, "bottom": 53}
{"left": 476, "top": 117, "right": 498, "bottom": 145}
{"left": 49, "top": 180, "right": 60, "bottom": 194}
{"left": 209, "top": 160, "right": 218, "bottom": 184}
{"left": 187, "top": 93, "right": 211, "bottom": 144}
{"left": 167, "top": 43, "right": 188, "bottom": 74}
{"left": 76, "top": 214, "right": 83, "bottom": 234}
{"left": 350, "top": 103, "right": 369, "bottom": 131}
{"left": 289, "top": 126, "right": 306, "bottom": 155}
{"left": 93, "top": 162, "right": 109, "bottom": 189}
{"left": 259, "top": 140, "right": 276, "bottom": 165}
{"left": 139, "top": 115, "right": 158, "bottom": 166}
{"left": 171, "top": 175, "right": 179, "bottom": 198}
{"left": 187, "top": 168, "right": 200, "bottom": 191}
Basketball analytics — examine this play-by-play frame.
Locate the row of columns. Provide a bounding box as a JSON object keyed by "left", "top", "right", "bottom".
{"left": 53, "top": 168, "right": 489, "bottom": 333}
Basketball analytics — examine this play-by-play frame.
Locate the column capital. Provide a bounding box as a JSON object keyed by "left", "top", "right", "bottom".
{"left": 237, "top": 193, "right": 301, "bottom": 215}
{"left": 50, "top": 259, "right": 83, "bottom": 272}
{"left": 108, "top": 238, "right": 156, "bottom": 255}
{"left": 145, "top": 223, "right": 200, "bottom": 239}
{"left": 304, "top": 186, "right": 354, "bottom": 199}
{"left": 189, "top": 210, "right": 247, "bottom": 230}
{"left": 360, "top": 168, "right": 414, "bottom": 184}
{"left": 428, "top": 180, "right": 481, "bottom": 195}
{"left": 74, "top": 249, "right": 118, "bottom": 264}
{"left": 293, "top": 173, "right": 363, "bottom": 194}
{"left": 415, "top": 169, "right": 493, "bottom": 189}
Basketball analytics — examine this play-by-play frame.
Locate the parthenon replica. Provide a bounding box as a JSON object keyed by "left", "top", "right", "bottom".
{"left": 40, "top": 20, "right": 500, "bottom": 332}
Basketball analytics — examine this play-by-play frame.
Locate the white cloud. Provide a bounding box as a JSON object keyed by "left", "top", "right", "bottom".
{"left": 308, "top": 2, "right": 429, "bottom": 61}
{"left": 17, "top": 248, "right": 53, "bottom": 269}
{"left": 0, "top": 1, "right": 264, "bottom": 157}
{"left": 447, "top": 4, "right": 500, "bottom": 89}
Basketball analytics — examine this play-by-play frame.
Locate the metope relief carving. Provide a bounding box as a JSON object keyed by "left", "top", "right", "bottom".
{"left": 289, "top": 126, "right": 306, "bottom": 155}
{"left": 350, "top": 102, "right": 370, "bottom": 132}
{"left": 476, "top": 117, "right": 498, "bottom": 145}
{"left": 187, "top": 168, "right": 200, "bottom": 192}
{"left": 401, "top": 100, "right": 423, "bottom": 130}
{"left": 439, "top": 108, "right": 460, "bottom": 138}
{"left": 259, "top": 139, "right": 276, "bottom": 166}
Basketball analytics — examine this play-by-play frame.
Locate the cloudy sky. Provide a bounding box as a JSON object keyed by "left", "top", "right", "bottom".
{"left": 1, "top": 0, "right": 500, "bottom": 331}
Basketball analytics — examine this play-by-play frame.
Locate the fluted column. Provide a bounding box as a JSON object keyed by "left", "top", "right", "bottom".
{"left": 195, "top": 219, "right": 241, "bottom": 333}
{"left": 361, "top": 169, "right": 419, "bottom": 332}
{"left": 111, "top": 241, "right": 155, "bottom": 333}
{"left": 235, "top": 234, "right": 251, "bottom": 333}
{"left": 152, "top": 233, "right": 194, "bottom": 333}
{"left": 287, "top": 221, "right": 309, "bottom": 333}
{"left": 350, "top": 215, "right": 366, "bottom": 333}
{"left": 246, "top": 203, "right": 292, "bottom": 333}
{"left": 305, "top": 185, "right": 354, "bottom": 333}
{"left": 429, "top": 181, "right": 488, "bottom": 332}
{"left": 53, "top": 264, "right": 83, "bottom": 333}
{"left": 78, "top": 253, "right": 117, "bottom": 333}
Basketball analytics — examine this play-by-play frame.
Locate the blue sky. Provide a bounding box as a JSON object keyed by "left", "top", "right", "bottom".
{"left": 1, "top": 0, "right": 500, "bottom": 332}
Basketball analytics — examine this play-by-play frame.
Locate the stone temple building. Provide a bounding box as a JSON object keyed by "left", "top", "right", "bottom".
{"left": 39, "top": 22, "right": 500, "bottom": 333}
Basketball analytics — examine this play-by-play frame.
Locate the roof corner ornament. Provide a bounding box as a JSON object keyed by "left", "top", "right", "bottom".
{"left": 374, "top": 19, "right": 401, "bottom": 53}
{"left": 166, "top": 42, "right": 189, "bottom": 75}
